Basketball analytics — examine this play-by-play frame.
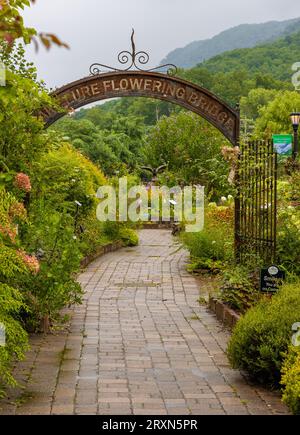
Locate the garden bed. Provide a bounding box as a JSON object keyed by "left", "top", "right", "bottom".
{"left": 80, "top": 240, "right": 124, "bottom": 268}
{"left": 208, "top": 296, "right": 240, "bottom": 329}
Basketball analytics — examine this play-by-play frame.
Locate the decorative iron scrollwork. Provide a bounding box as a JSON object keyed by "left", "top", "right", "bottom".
{"left": 89, "top": 29, "right": 177, "bottom": 76}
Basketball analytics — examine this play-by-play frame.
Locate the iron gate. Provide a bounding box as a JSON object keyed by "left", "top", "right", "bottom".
{"left": 235, "top": 140, "right": 278, "bottom": 265}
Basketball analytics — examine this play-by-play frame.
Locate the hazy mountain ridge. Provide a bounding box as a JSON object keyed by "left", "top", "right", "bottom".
{"left": 198, "top": 29, "right": 300, "bottom": 82}
{"left": 161, "top": 17, "right": 300, "bottom": 68}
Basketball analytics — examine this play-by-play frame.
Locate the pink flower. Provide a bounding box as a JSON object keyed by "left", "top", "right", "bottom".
{"left": 4, "top": 33, "right": 14, "bottom": 45}
{"left": 0, "top": 224, "right": 17, "bottom": 242}
{"left": 17, "top": 250, "right": 40, "bottom": 275}
{"left": 14, "top": 173, "right": 32, "bottom": 192}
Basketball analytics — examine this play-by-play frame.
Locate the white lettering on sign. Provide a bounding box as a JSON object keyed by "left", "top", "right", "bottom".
{"left": 43, "top": 75, "right": 237, "bottom": 140}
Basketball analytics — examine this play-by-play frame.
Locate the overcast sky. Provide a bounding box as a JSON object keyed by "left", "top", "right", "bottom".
{"left": 23, "top": 0, "right": 300, "bottom": 89}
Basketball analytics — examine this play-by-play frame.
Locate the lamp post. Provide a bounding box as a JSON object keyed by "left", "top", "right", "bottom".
{"left": 290, "top": 112, "right": 300, "bottom": 160}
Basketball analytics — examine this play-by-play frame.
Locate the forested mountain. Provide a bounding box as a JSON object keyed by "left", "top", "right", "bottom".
{"left": 198, "top": 29, "right": 300, "bottom": 82}
{"left": 161, "top": 17, "right": 300, "bottom": 68}
{"left": 179, "top": 29, "right": 300, "bottom": 105}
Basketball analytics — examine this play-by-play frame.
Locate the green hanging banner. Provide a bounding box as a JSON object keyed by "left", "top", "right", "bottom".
{"left": 272, "top": 134, "right": 293, "bottom": 159}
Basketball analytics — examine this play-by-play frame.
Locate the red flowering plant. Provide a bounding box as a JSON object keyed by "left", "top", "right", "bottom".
{"left": 0, "top": 188, "right": 33, "bottom": 394}
{"left": 0, "top": 187, "right": 26, "bottom": 242}
{"left": 0, "top": 185, "right": 28, "bottom": 244}
{"left": 0, "top": 187, "right": 35, "bottom": 274}
{"left": 17, "top": 249, "right": 40, "bottom": 275}
{"left": 14, "top": 172, "right": 32, "bottom": 193}
{"left": 0, "top": 222, "right": 17, "bottom": 243}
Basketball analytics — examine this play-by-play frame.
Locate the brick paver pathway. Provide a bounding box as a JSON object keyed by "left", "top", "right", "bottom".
{"left": 0, "top": 230, "right": 288, "bottom": 415}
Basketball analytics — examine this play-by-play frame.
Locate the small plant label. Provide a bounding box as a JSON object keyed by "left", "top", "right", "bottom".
{"left": 260, "top": 265, "right": 285, "bottom": 293}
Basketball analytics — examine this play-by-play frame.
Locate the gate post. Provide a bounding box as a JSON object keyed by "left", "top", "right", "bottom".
{"left": 234, "top": 104, "right": 241, "bottom": 263}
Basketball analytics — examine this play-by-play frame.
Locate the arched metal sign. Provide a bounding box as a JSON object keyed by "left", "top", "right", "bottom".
{"left": 42, "top": 71, "right": 239, "bottom": 145}
{"left": 39, "top": 30, "right": 280, "bottom": 265}
{"left": 41, "top": 29, "right": 239, "bottom": 145}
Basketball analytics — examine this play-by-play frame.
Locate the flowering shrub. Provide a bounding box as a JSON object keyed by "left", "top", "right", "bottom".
{"left": 0, "top": 188, "right": 30, "bottom": 395}
{"left": 0, "top": 188, "right": 26, "bottom": 242}
{"left": 19, "top": 144, "right": 138, "bottom": 332}
{"left": 0, "top": 223, "right": 17, "bottom": 242}
{"left": 207, "top": 199, "right": 234, "bottom": 223}
{"left": 14, "top": 173, "right": 31, "bottom": 192}
{"left": 21, "top": 209, "right": 83, "bottom": 333}
{"left": 181, "top": 200, "right": 234, "bottom": 273}
{"left": 17, "top": 250, "right": 40, "bottom": 275}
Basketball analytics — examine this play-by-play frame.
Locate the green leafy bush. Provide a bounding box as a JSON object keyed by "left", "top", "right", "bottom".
{"left": 281, "top": 347, "right": 300, "bottom": 415}
{"left": 52, "top": 111, "right": 146, "bottom": 176}
{"left": 0, "top": 188, "right": 30, "bottom": 395}
{"left": 0, "top": 70, "right": 54, "bottom": 173}
{"left": 227, "top": 281, "right": 300, "bottom": 386}
{"left": 78, "top": 215, "right": 111, "bottom": 257}
{"left": 277, "top": 173, "right": 300, "bottom": 276}
{"left": 21, "top": 208, "right": 83, "bottom": 332}
{"left": 78, "top": 214, "right": 139, "bottom": 257}
{"left": 277, "top": 208, "right": 300, "bottom": 276}
{"left": 30, "top": 143, "right": 106, "bottom": 215}
{"left": 19, "top": 143, "right": 107, "bottom": 327}
{"left": 181, "top": 201, "right": 234, "bottom": 273}
{"left": 118, "top": 227, "right": 139, "bottom": 247}
{"left": 143, "top": 112, "right": 233, "bottom": 200}
{"left": 254, "top": 91, "right": 300, "bottom": 139}
{"left": 0, "top": 283, "right": 29, "bottom": 396}
{"left": 102, "top": 222, "right": 139, "bottom": 247}
{"left": 220, "top": 266, "right": 261, "bottom": 313}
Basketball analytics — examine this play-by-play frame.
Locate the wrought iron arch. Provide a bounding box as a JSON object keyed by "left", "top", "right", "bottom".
{"left": 42, "top": 72, "right": 239, "bottom": 146}
{"left": 40, "top": 29, "right": 239, "bottom": 145}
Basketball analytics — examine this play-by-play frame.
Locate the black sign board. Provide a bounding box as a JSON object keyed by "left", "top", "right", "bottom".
{"left": 260, "top": 265, "right": 285, "bottom": 293}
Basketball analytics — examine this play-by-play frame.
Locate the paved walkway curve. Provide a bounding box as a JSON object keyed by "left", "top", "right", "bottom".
{"left": 0, "top": 230, "right": 288, "bottom": 415}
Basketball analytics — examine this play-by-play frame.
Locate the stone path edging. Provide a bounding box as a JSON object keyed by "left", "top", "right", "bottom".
{"left": 80, "top": 241, "right": 124, "bottom": 268}
{"left": 209, "top": 297, "right": 240, "bottom": 329}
